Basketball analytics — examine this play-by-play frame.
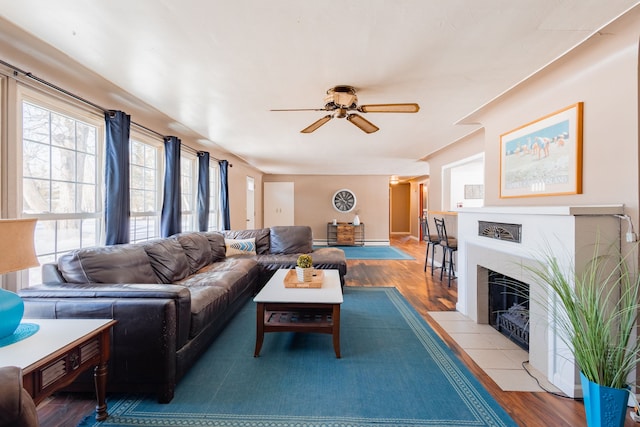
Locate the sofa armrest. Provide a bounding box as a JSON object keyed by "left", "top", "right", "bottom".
{"left": 19, "top": 283, "right": 191, "bottom": 357}
{"left": 19, "top": 283, "right": 192, "bottom": 402}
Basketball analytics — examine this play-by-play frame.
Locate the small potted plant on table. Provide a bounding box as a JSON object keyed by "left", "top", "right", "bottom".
{"left": 296, "top": 254, "right": 314, "bottom": 282}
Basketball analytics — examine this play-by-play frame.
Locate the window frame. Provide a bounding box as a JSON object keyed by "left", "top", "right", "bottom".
{"left": 180, "top": 150, "right": 198, "bottom": 232}
{"left": 129, "top": 130, "right": 164, "bottom": 243}
{"left": 208, "top": 162, "right": 219, "bottom": 231}
{"left": 15, "top": 84, "right": 105, "bottom": 288}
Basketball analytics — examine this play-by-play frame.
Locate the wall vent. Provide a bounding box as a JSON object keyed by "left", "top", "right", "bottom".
{"left": 478, "top": 221, "right": 521, "bottom": 243}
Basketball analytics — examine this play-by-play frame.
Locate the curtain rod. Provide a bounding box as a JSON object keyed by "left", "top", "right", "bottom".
{"left": 1, "top": 58, "right": 227, "bottom": 164}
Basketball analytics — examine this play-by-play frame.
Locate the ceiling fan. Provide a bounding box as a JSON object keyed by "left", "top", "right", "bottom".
{"left": 271, "top": 85, "right": 420, "bottom": 134}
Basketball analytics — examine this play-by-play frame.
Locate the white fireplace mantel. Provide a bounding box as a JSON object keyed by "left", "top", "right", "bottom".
{"left": 457, "top": 204, "right": 623, "bottom": 398}
{"left": 457, "top": 204, "right": 624, "bottom": 216}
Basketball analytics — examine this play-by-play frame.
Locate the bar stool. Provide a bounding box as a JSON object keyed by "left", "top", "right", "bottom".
{"left": 420, "top": 216, "right": 440, "bottom": 273}
{"left": 434, "top": 217, "right": 457, "bottom": 287}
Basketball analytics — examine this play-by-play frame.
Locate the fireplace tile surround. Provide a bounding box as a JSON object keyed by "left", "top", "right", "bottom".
{"left": 456, "top": 205, "right": 623, "bottom": 398}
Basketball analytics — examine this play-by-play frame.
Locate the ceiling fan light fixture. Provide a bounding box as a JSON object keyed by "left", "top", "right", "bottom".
{"left": 346, "top": 114, "right": 379, "bottom": 133}
{"left": 335, "top": 108, "right": 347, "bottom": 119}
{"left": 324, "top": 85, "right": 358, "bottom": 109}
{"left": 301, "top": 115, "right": 332, "bottom": 133}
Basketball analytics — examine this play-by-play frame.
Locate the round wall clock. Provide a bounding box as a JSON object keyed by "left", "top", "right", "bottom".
{"left": 332, "top": 189, "right": 356, "bottom": 213}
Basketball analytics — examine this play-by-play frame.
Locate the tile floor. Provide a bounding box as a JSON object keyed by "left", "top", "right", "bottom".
{"left": 428, "top": 311, "right": 561, "bottom": 393}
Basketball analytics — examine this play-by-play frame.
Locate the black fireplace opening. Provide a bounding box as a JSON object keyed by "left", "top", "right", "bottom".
{"left": 488, "top": 270, "right": 529, "bottom": 351}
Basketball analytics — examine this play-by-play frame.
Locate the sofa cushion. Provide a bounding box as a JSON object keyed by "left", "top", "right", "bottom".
{"left": 269, "top": 226, "right": 313, "bottom": 254}
{"left": 176, "top": 257, "right": 258, "bottom": 337}
{"left": 225, "top": 238, "right": 256, "bottom": 256}
{"left": 222, "top": 228, "right": 270, "bottom": 255}
{"left": 182, "top": 284, "right": 229, "bottom": 338}
{"left": 142, "top": 237, "right": 190, "bottom": 283}
{"left": 58, "top": 245, "right": 158, "bottom": 284}
{"left": 176, "top": 233, "right": 213, "bottom": 273}
{"left": 202, "top": 232, "right": 226, "bottom": 262}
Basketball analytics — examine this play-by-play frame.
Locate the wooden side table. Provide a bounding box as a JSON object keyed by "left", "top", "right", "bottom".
{"left": 0, "top": 318, "right": 117, "bottom": 421}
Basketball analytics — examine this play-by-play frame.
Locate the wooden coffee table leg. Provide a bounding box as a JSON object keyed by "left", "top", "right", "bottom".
{"left": 94, "top": 362, "right": 108, "bottom": 420}
{"left": 254, "top": 303, "right": 265, "bottom": 357}
{"left": 332, "top": 304, "right": 341, "bottom": 358}
{"left": 95, "top": 328, "right": 111, "bottom": 421}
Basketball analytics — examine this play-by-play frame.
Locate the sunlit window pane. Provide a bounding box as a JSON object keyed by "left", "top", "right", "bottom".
{"left": 23, "top": 178, "right": 50, "bottom": 214}
{"left": 78, "top": 183, "right": 96, "bottom": 213}
{"left": 33, "top": 221, "right": 56, "bottom": 255}
{"left": 56, "top": 219, "right": 82, "bottom": 252}
{"left": 51, "top": 146, "right": 76, "bottom": 181}
{"left": 23, "top": 103, "right": 50, "bottom": 143}
{"left": 51, "top": 112, "right": 75, "bottom": 149}
{"left": 76, "top": 122, "right": 96, "bottom": 154}
{"left": 21, "top": 98, "right": 102, "bottom": 287}
{"left": 77, "top": 152, "right": 96, "bottom": 184}
{"left": 129, "top": 139, "right": 161, "bottom": 242}
{"left": 180, "top": 154, "right": 196, "bottom": 232}
{"left": 81, "top": 218, "right": 98, "bottom": 247}
{"left": 208, "top": 164, "right": 219, "bottom": 231}
{"left": 23, "top": 141, "right": 50, "bottom": 179}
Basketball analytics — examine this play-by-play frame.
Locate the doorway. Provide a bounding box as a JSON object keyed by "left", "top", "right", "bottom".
{"left": 441, "top": 153, "right": 484, "bottom": 210}
{"left": 389, "top": 182, "right": 411, "bottom": 234}
{"left": 246, "top": 176, "right": 255, "bottom": 229}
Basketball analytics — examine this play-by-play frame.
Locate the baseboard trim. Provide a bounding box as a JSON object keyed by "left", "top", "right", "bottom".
{"left": 313, "top": 239, "right": 391, "bottom": 247}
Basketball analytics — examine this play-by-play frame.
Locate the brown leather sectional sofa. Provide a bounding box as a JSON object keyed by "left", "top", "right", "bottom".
{"left": 18, "top": 226, "right": 346, "bottom": 403}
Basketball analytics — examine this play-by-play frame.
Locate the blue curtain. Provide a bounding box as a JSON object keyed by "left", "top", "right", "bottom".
{"left": 161, "top": 136, "right": 181, "bottom": 237}
{"left": 104, "top": 110, "right": 131, "bottom": 245}
{"left": 219, "top": 160, "right": 230, "bottom": 230}
{"left": 197, "top": 152, "right": 210, "bottom": 231}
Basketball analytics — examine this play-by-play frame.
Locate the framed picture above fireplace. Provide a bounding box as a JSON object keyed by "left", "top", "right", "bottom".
{"left": 500, "top": 102, "right": 583, "bottom": 198}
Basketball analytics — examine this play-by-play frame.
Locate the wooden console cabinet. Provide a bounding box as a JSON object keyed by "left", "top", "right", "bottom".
{"left": 327, "top": 222, "right": 364, "bottom": 246}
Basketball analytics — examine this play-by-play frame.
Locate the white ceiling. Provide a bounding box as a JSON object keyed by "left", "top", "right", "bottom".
{"left": 1, "top": 1, "right": 638, "bottom": 177}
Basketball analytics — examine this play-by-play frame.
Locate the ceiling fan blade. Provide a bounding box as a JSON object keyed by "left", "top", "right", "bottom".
{"left": 359, "top": 103, "right": 420, "bottom": 113}
{"left": 346, "top": 114, "right": 379, "bottom": 133}
{"left": 301, "top": 115, "right": 332, "bottom": 133}
{"left": 271, "top": 108, "right": 329, "bottom": 112}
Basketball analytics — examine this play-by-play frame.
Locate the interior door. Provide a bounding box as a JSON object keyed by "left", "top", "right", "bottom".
{"left": 246, "top": 176, "right": 255, "bottom": 229}
{"left": 263, "top": 182, "right": 294, "bottom": 227}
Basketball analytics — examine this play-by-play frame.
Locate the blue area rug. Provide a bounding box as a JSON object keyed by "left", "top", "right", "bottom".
{"left": 316, "top": 245, "right": 415, "bottom": 260}
{"left": 79, "top": 288, "right": 515, "bottom": 427}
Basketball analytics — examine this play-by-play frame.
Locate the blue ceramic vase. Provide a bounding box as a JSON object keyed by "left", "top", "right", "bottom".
{"left": 580, "top": 372, "right": 628, "bottom": 427}
{"left": 0, "top": 288, "right": 24, "bottom": 339}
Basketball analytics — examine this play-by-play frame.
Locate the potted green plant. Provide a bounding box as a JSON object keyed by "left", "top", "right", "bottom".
{"left": 522, "top": 243, "right": 640, "bottom": 427}
{"left": 296, "top": 254, "right": 314, "bottom": 282}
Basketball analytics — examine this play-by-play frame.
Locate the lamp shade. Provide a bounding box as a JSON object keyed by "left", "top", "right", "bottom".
{"left": 0, "top": 218, "right": 38, "bottom": 340}
{"left": 0, "top": 218, "right": 39, "bottom": 274}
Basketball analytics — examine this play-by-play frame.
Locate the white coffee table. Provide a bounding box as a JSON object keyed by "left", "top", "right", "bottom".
{"left": 253, "top": 269, "right": 343, "bottom": 358}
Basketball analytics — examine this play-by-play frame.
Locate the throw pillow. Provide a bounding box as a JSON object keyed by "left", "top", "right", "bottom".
{"left": 225, "top": 237, "right": 257, "bottom": 256}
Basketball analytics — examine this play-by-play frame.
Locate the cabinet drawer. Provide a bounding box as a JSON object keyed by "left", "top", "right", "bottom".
{"left": 337, "top": 225, "right": 355, "bottom": 244}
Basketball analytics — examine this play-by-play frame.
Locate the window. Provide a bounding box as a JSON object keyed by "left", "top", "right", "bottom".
{"left": 207, "top": 163, "right": 219, "bottom": 230}
{"left": 20, "top": 93, "right": 103, "bottom": 286}
{"left": 180, "top": 152, "right": 197, "bottom": 232}
{"left": 130, "top": 136, "right": 162, "bottom": 242}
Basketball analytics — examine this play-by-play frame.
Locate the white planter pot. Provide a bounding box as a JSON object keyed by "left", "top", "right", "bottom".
{"left": 295, "top": 266, "right": 313, "bottom": 282}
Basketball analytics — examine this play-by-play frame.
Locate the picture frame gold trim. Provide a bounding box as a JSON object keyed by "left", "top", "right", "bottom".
{"left": 500, "top": 102, "right": 583, "bottom": 198}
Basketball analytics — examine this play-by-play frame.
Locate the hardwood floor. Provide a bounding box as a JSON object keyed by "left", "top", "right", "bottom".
{"left": 35, "top": 235, "right": 634, "bottom": 426}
